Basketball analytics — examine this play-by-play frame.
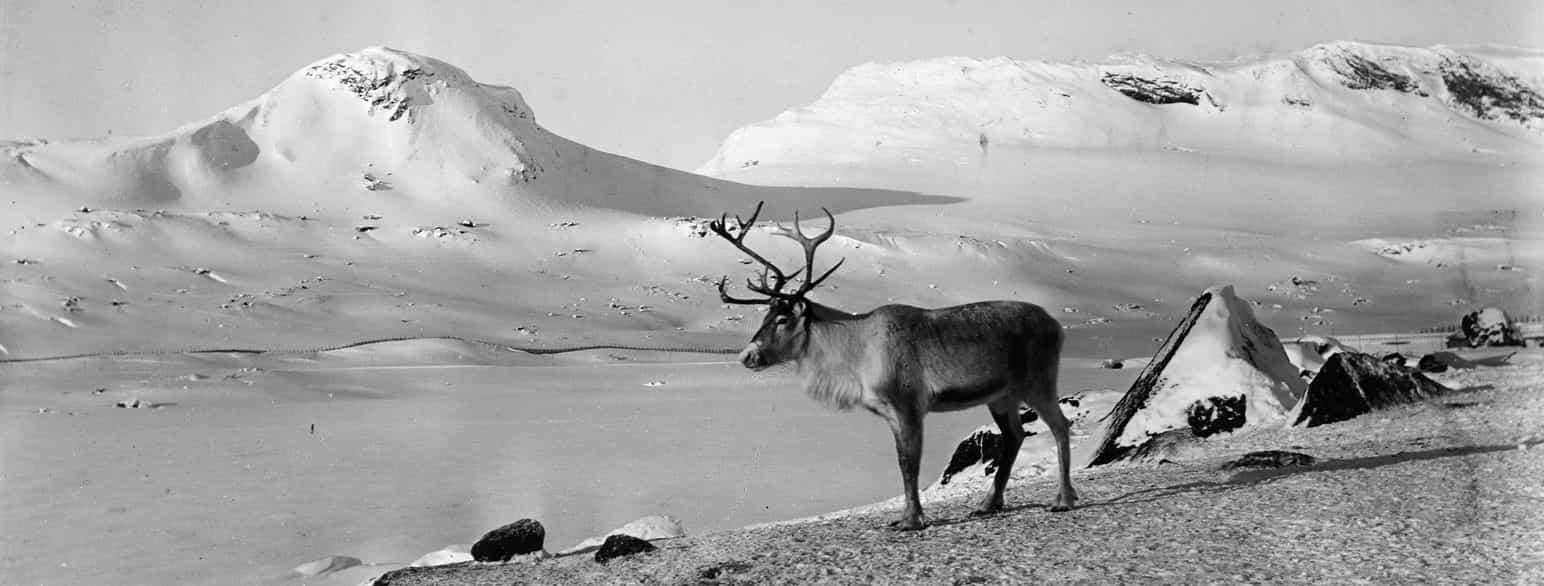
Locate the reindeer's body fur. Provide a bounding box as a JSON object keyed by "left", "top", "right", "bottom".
{"left": 801, "top": 301, "right": 1063, "bottom": 414}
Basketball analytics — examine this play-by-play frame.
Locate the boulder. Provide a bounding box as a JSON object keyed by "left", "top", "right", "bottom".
{"left": 1089, "top": 286, "right": 1306, "bottom": 466}
{"left": 1291, "top": 352, "right": 1451, "bottom": 427}
{"left": 1453, "top": 307, "right": 1524, "bottom": 348}
{"left": 594, "top": 534, "right": 656, "bottom": 563}
{"left": 471, "top": 518, "right": 545, "bottom": 562}
{"left": 1381, "top": 353, "right": 1406, "bottom": 368}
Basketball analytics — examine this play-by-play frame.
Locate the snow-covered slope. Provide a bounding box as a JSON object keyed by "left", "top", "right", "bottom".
{"left": 0, "top": 47, "right": 940, "bottom": 359}
{"left": 700, "top": 42, "right": 1544, "bottom": 174}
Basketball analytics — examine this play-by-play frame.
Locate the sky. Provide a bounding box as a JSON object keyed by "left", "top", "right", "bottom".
{"left": 1, "top": 0, "right": 1540, "bottom": 171}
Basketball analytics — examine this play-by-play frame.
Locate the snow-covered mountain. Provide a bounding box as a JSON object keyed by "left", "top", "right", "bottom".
{"left": 700, "top": 41, "right": 1544, "bottom": 175}
{"left": 2, "top": 47, "right": 936, "bottom": 221}
{"left": 1, "top": 44, "right": 1539, "bottom": 364}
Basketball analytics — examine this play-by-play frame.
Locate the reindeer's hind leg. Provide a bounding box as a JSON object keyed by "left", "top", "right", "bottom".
{"left": 972, "top": 397, "right": 1026, "bottom": 516}
{"left": 1025, "top": 386, "right": 1076, "bottom": 512}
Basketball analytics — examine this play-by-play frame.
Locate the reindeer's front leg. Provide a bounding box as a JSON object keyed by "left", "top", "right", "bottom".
{"left": 881, "top": 404, "right": 927, "bottom": 531}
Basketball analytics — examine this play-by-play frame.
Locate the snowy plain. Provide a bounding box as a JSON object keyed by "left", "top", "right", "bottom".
{"left": 1, "top": 41, "right": 1541, "bottom": 584}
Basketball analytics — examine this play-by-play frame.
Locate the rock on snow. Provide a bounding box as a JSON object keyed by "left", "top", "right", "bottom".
{"left": 1089, "top": 285, "right": 1306, "bottom": 466}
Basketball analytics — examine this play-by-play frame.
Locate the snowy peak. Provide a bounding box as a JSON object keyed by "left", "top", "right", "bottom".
{"left": 700, "top": 42, "right": 1544, "bottom": 174}
{"left": 293, "top": 47, "right": 537, "bottom": 126}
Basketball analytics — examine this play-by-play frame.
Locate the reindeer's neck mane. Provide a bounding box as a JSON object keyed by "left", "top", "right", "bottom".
{"left": 796, "top": 300, "right": 867, "bottom": 410}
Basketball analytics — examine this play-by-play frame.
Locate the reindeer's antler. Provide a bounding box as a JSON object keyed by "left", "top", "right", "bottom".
{"left": 709, "top": 201, "right": 797, "bottom": 303}
{"left": 709, "top": 201, "right": 845, "bottom": 302}
{"left": 772, "top": 207, "right": 847, "bottom": 297}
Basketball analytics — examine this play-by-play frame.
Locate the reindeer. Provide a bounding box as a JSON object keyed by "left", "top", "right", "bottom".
{"left": 709, "top": 202, "right": 1074, "bottom": 530}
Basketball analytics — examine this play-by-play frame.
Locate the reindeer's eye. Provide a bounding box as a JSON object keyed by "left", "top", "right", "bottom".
{"left": 774, "top": 315, "right": 791, "bottom": 326}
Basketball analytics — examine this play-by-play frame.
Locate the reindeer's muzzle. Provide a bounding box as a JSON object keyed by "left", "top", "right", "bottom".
{"left": 738, "top": 343, "right": 771, "bottom": 371}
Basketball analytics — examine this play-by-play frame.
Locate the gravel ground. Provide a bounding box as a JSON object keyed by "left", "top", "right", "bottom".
{"left": 373, "top": 350, "right": 1544, "bottom": 585}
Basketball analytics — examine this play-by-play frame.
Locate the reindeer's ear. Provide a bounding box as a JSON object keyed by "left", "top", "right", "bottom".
{"left": 790, "top": 298, "right": 809, "bottom": 317}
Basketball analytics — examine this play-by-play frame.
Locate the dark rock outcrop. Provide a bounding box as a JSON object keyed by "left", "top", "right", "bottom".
{"left": 1100, "top": 72, "right": 1206, "bottom": 106}
{"left": 1186, "top": 395, "right": 1246, "bottom": 438}
{"left": 1439, "top": 56, "right": 1544, "bottom": 125}
{"left": 471, "top": 519, "right": 545, "bottom": 562}
{"left": 594, "top": 534, "right": 656, "bottom": 563}
{"left": 1382, "top": 353, "right": 1407, "bottom": 368}
{"left": 1223, "top": 450, "right": 1316, "bottom": 469}
{"left": 1292, "top": 352, "right": 1451, "bottom": 427}
{"left": 1320, "top": 51, "right": 1421, "bottom": 93}
{"left": 1454, "top": 307, "right": 1525, "bottom": 348}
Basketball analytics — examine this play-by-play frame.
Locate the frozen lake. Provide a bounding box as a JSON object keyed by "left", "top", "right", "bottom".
{"left": 1, "top": 350, "right": 1136, "bottom": 585}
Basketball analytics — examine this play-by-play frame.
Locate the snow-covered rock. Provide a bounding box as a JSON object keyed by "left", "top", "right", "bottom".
{"left": 1088, "top": 285, "right": 1307, "bottom": 466}
{"left": 1282, "top": 335, "right": 1352, "bottom": 376}
{"left": 557, "top": 515, "right": 686, "bottom": 556}
{"left": 1453, "top": 307, "right": 1526, "bottom": 348}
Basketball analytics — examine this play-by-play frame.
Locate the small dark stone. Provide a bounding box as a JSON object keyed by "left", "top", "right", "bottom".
{"left": 1382, "top": 353, "right": 1406, "bottom": 368}
{"left": 1225, "top": 450, "right": 1316, "bottom": 469}
{"left": 471, "top": 518, "right": 545, "bottom": 562}
{"left": 1416, "top": 354, "right": 1449, "bottom": 373}
{"left": 594, "top": 534, "right": 655, "bottom": 563}
{"left": 1101, "top": 358, "right": 1124, "bottom": 369}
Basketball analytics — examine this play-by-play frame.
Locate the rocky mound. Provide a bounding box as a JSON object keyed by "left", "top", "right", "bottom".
{"left": 1089, "top": 285, "right": 1306, "bottom": 466}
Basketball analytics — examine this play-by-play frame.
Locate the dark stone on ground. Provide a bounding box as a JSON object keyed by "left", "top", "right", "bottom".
{"left": 939, "top": 396, "right": 1082, "bottom": 485}
{"left": 594, "top": 534, "right": 656, "bottom": 563}
{"left": 1417, "top": 354, "right": 1449, "bottom": 373}
{"left": 471, "top": 518, "right": 545, "bottom": 562}
{"left": 1224, "top": 450, "right": 1316, "bottom": 469}
{"left": 1102, "top": 358, "right": 1124, "bottom": 369}
{"left": 1293, "top": 352, "right": 1451, "bottom": 428}
{"left": 1382, "top": 353, "right": 1406, "bottom": 367}
{"left": 1186, "top": 395, "right": 1247, "bottom": 438}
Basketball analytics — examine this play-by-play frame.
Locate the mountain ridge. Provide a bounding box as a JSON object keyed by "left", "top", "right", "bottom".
{"left": 699, "top": 41, "right": 1544, "bottom": 175}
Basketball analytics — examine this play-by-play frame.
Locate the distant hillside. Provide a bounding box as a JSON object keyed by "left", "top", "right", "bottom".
{"left": 700, "top": 42, "right": 1544, "bottom": 175}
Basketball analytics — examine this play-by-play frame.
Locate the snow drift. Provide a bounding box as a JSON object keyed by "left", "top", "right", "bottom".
{"left": 1088, "top": 285, "right": 1307, "bottom": 466}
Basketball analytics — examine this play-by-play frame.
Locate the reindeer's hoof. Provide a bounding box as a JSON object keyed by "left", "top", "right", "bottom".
{"left": 970, "top": 504, "right": 1003, "bottom": 518}
{"left": 888, "top": 518, "right": 927, "bottom": 531}
{"left": 1049, "top": 502, "right": 1075, "bottom": 513}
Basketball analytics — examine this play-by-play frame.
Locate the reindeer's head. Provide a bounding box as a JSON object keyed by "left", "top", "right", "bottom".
{"left": 709, "top": 202, "right": 845, "bottom": 371}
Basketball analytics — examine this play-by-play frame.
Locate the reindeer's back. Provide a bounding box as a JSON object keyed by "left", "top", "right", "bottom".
{"left": 864, "top": 301, "right": 1062, "bottom": 385}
